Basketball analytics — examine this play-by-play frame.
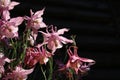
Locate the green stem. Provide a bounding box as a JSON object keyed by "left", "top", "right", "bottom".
{"left": 20, "top": 29, "right": 31, "bottom": 62}
{"left": 48, "top": 57, "right": 53, "bottom": 80}
{"left": 40, "top": 65, "right": 47, "bottom": 80}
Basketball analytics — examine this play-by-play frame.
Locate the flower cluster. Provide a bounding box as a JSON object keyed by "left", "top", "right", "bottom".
{"left": 0, "top": 0, "right": 95, "bottom": 80}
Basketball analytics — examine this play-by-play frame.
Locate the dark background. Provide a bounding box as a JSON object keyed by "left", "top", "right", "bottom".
{"left": 13, "top": 0, "right": 120, "bottom": 80}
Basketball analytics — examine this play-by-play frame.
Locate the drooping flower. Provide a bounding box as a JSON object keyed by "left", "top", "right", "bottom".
{"left": 0, "top": 53, "right": 11, "bottom": 74}
{"left": 3, "top": 66, "right": 34, "bottom": 80}
{"left": 24, "top": 9, "right": 46, "bottom": 30}
{"left": 37, "top": 45, "right": 52, "bottom": 65}
{"left": 40, "top": 26, "right": 73, "bottom": 53}
{"left": 0, "top": 17, "right": 23, "bottom": 39}
{"left": 24, "top": 47, "right": 40, "bottom": 68}
{"left": 60, "top": 46, "right": 95, "bottom": 74}
{"left": 24, "top": 45, "right": 51, "bottom": 68}
{"left": 0, "top": 0, "right": 19, "bottom": 20}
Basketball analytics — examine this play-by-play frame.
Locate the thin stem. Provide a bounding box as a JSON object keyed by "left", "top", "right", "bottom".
{"left": 71, "top": 35, "right": 76, "bottom": 46}
{"left": 48, "top": 57, "right": 53, "bottom": 80}
{"left": 40, "top": 65, "right": 47, "bottom": 80}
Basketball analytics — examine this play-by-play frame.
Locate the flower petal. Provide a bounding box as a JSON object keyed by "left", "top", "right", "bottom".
{"left": 57, "top": 28, "right": 69, "bottom": 35}
{"left": 2, "top": 10, "right": 10, "bottom": 20}
{"left": 8, "top": 1, "right": 20, "bottom": 10}
{"left": 10, "top": 17, "right": 23, "bottom": 26}
{"left": 34, "top": 9, "right": 44, "bottom": 18}
{"left": 59, "top": 36, "right": 73, "bottom": 44}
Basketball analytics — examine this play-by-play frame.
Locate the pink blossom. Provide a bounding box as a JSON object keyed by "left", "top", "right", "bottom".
{"left": 24, "top": 46, "right": 51, "bottom": 68}
{"left": 0, "top": 17, "right": 23, "bottom": 38}
{"left": 24, "top": 47, "right": 40, "bottom": 68}
{"left": 0, "top": 53, "right": 11, "bottom": 74}
{"left": 0, "top": 0, "right": 19, "bottom": 20}
{"left": 24, "top": 9, "right": 46, "bottom": 30}
{"left": 3, "top": 66, "right": 34, "bottom": 80}
{"left": 37, "top": 45, "right": 52, "bottom": 65}
{"left": 40, "top": 26, "right": 73, "bottom": 53}
{"left": 60, "top": 46, "right": 95, "bottom": 74}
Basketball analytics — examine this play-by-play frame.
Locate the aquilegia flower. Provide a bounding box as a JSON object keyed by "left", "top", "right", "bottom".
{"left": 40, "top": 26, "right": 73, "bottom": 53}
{"left": 0, "top": 0, "right": 19, "bottom": 20}
{"left": 25, "top": 9, "right": 46, "bottom": 46}
{"left": 24, "top": 9, "right": 46, "bottom": 30}
{"left": 3, "top": 66, "right": 33, "bottom": 80}
{"left": 60, "top": 46, "right": 95, "bottom": 74}
{"left": 24, "top": 45, "right": 51, "bottom": 68}
{"left": 0, "top": 17, "right": 23, "bottom": 39}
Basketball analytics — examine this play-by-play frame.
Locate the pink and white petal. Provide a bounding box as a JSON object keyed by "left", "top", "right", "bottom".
{"left": 59, "top": 36, "right": 73, "bottom": 44}
{"left": 9, "top": 25, "right": 18, "bottom": 33}
{"left": 8, "top": 1, "right": 20, "bottom": 10}
{"left": 79, "top": 57, "right": 95, "bottom": 63}
{"left": 39, "top": 22, "right": 47, "bottom": 28}
{"left": 36, "top": 17, "right": 43, "bottom": 22}
{"left": 4, "top": 58, "right": 11, "bottom": 63}
{"left": 57, "top": 28, "right": 69, "bottom": 35}
{"left": 13, "top": 32, "right": 18, "bottom": 37}
{"left": 30, "top": 9, "right": 34, "bottom": 16}
{"left": 2, "top": 10, "right": 10, "bottom": 20}
{"left": 10, "top": 17, "right": 23, "bottom": 26}
{"left": 21, "top": 68, "right": 34, "bottom": 75}
{"left": 34, "top": 9, "right": 44, "bottom": 17}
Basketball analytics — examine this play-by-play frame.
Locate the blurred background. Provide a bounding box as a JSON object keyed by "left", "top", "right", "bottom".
{"left": 13, "top": 0, "right": 120, "bottom": 80}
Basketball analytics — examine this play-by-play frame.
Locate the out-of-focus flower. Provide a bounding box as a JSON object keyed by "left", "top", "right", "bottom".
{"left": 0, "top": 0, "right": 19, "bottom": 20}
{"left": 60, "top": 46, "right": 95, "bottom": 74}
{"left": 0, "top": 53, "right": 11, "bottom": 74}
{"left": 40, "top": 26, "right": 73, "bottom": 53}
{"left": 3, "top": 66, "right": 33, "bottom": 80}
{"left": 0, "top": 17, "right": 23, "bottom": 39}
{"left": 24, "top": 9, "right": 46, "bottom": 31}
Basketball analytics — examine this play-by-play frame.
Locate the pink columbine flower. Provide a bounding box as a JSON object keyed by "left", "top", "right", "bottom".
{"left": 3, "top": 66, "right": 34, "bottom": 80}
{"left": 60, "top": 46, "right": 95, "bottom": 74}
{"left": 24, "top": 9, "right": 46, "bottom": 30}
{"left": 0, "top": 53, "right": 11, "bottom": 74}
{"left": 37, "top": 45, "right": 52, "bottom": 65}
{"left": 24, "top": 9, "right": 46, "bottom": 45}
{"left": 24, "top": 45, "right": 51, "bottom": 68}
{"left": 40, "top": 26, "right": 73, "bottom": 53}
{"left": 24, "top": 47, "right": 41, "bottom": 68}
{"left": 0, "top": 17, "right": 23, "bottom": 39}
{"left": 0, "top": 0, "right": 19, "bottom": 20}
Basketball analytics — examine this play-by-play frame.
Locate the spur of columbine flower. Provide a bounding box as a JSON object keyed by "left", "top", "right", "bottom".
{"left": 0, "top": 53, "right": 11, "bottom": 74}
{"left": 3, "top": 66, "right": 34, "bottom": 80}
{"left": 0, "top": 16, "right": 23, "bottom": 39}
{"left": 0, "top": 0, "right": 19, "bottom": 20}
{"left": 59, "top": 46, "right": 95, "bottom": 74}
{"left": 40, "top": 26, "right": 73, "bottom": 53}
